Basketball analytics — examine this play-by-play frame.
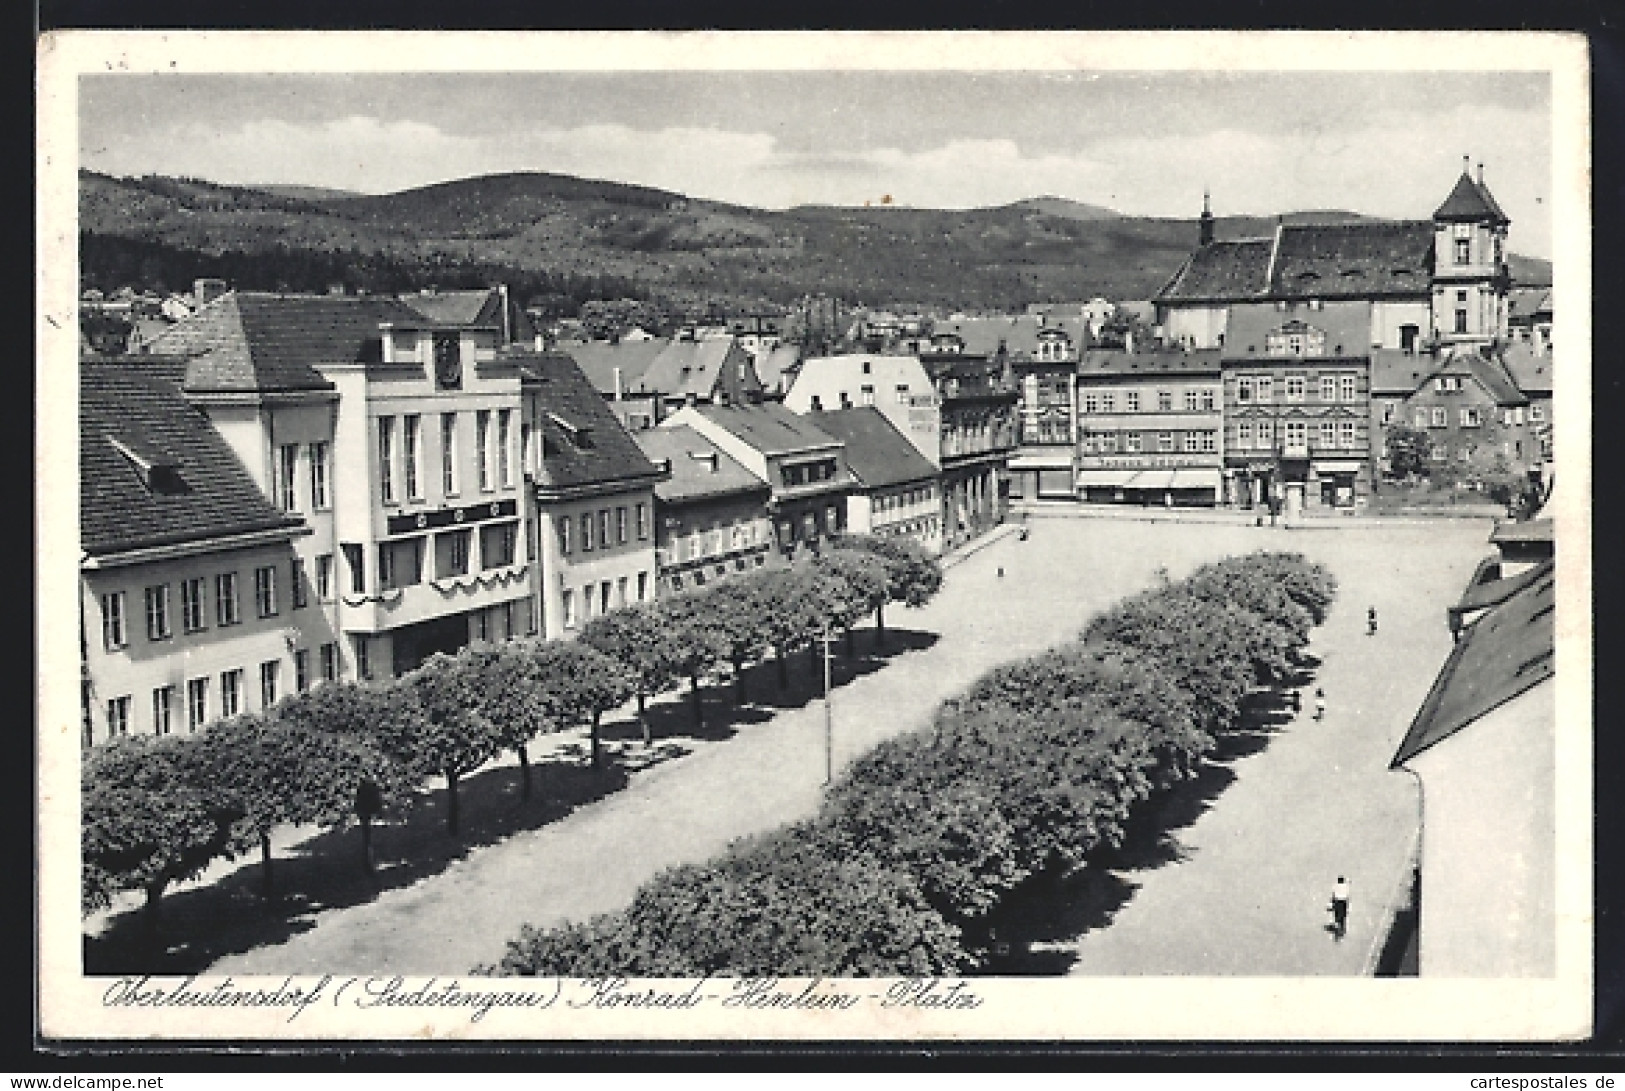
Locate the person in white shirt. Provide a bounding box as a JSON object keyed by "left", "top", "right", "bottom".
{"left": 1330, "top": 875, "right": 1351, "bottom": 938}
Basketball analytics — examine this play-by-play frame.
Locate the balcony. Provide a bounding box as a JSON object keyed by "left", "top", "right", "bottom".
{"left": 338, "top": 563, "right": 531, "bottom": 634}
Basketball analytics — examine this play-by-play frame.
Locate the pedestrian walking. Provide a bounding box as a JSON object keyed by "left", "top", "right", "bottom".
{"left": 1313, "top": 687, "right": 1326, "bottom": 721}
{"left": 1329, "top": 876, "right": 1351, "bottom": 938}
{"left": 1367, "top": 606, "right": 1378, "bottom": 636}
{"left": 997, "top": 566, "right": 1005, "bottom": 578}
{"left": 1288, "top": 689, "right": 1301, "bottom": 715}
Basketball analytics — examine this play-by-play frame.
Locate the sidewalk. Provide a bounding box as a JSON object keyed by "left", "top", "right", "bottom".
{"left": 1014, "top": 499, "right": 1502, "bottom": 530}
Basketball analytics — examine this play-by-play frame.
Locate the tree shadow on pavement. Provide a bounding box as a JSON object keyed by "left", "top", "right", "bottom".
{"left": 83, "top": 758, "right": 630, "bottom": 977}
{"left": 977, "top": 862, "right": 1139, "bottom": 975}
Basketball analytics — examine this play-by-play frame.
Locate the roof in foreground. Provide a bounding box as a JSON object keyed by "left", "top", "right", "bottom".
{"left": 81, "top": 361, "right": 304, "bottom": 558}
{"left": 634, "top": 424, "right": 768, "bottom": 504}
{"left": 806, "top": 406, "right": 939, "bottom": 491}
{"left": 688, "top": 400, "right": 841, "bottom": 455}
{"left": 1391, "top": 557, "right": 1554, "bottom": 767}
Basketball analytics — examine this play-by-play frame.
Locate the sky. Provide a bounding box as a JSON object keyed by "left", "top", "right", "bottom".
{"left": 79, "top": 70, "right": 1554, "bottom": 257}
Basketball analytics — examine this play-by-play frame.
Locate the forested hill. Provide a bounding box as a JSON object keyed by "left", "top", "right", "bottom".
{"left": 78, "top": 170, "right": 1552, "bottom": 311}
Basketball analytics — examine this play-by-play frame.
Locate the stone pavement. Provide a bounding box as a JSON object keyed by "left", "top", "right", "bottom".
{"left": 200, "top": 516, "right": 1491, "bottom": 976}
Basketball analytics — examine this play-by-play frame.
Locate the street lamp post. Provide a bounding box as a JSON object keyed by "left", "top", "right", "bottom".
{"left": 821, "top": 627, "right": 835, "bottom": 784}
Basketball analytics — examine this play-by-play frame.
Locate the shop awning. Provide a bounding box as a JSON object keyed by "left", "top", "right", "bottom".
{"left": 1126, "top": 469, "right": 1178, "bottom": 490}
{"left": 1075, "top": 469, "right": 1143, "bottom": 487}
{"left": 1169, "top": 468, "right": 1223, "bottom": 490}
{"left": 1312, "top": 460, "right": 1365, "bottom": 474}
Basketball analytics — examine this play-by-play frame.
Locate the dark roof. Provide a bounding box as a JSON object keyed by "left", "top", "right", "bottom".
{"left": 1436, "top": 350, "right": 1527, "bottom": 406}
{"left": 518, "top": 351, "right": 665, "bottom": 495}
{"left": 1507, "top": 287, "right": 1553, "bottom": 322}
{"left": 1369, "top": 349, "right": 1439, "bottom": 395}
{"left": 1498, "top": 342, "right": 1553, "bottom": 396}
{"left": 689, "top": 401, "right": 841, "bottom": 456}
{"left": 1222, "top": 301, "right": 1373, "bottom": 360}
{"left": 81, "top": 361, "right": 304, "bottom": 558}
{"left": 807, "top": 407, "right": 939, "bottom": 491}
{"left": 1155, "top": 238, "right": 1274, "bottom": 302}
{"left": 398, "top": 287, "right": 538, "bottom": 342}
{"left": 1453, "top": 557, "right": 1552, "bottom": 615}
{"left": 934, "top": 315, "right": 1090, "bottom": 358}
{"left": 634, "top": 424, "right": 768, "bottom": 505}
{"left": 1433, "top": 170, "right": 1511, "bottom": 224}
{"left": 636, "top": 338, "right": 751, "bottom": 399}
{"left": 1077, "top": 347, "right": 1222, "bottom": 377}
{"left": 1269, "top": 222, "right": 1434, "bottom": 299}
{"left": 1392, "top": 558, "right": 1553, "bottom": 766}
{"left": 147, "top": 292, "right": 427, "bottom": 394}
{"left": 1489, "top": 517, "right": 1555, "bottom": 546}
{"left": 558, "top": 338, "right": 671, "bottom": 396}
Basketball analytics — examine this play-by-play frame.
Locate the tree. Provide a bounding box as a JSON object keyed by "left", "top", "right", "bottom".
{"left": 528, "top": 641, "right": 635, "bottom": 771}
{"left": 812, "top": 550, "right": 890, "bottom": 656}
{"left": 81, "top": 736, "right": 238, "bottom": 931}
{"left": 462, "top": 642, "right": 555, "bottom": 803}
{"left": 753, "top": 567, "right": 827, "bottom": 690}
{"left": 651, "top": 592, "right": 730, "bottom": 730}
{"left": 579, "top": 603, "right": 680, "bottom": 746}
{"left": 408, "top": 652, "right": 503, "bottom": 837}
{"left": 1385, "top": 424, "right": 1431, "bottom": 480}
{"left": 705, "top": 572, "right": 773, "bottom": 703}
{"left": 830, "top": 533, "right": 943, "bottom": 646}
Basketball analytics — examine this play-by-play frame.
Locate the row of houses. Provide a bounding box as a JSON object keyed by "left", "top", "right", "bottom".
{"left": 79, "top": 288, "right": 987, "bottom": 747}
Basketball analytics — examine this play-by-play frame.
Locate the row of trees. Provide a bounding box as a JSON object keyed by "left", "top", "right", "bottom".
{"left": 489, "top": 550, "right": 1336, "bottom": 977}
{"left": 81, "top": 536, "right": 941, "bottom": 929}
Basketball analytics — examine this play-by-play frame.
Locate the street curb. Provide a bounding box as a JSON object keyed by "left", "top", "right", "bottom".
{"left": 1011, "top": 503, "right": 1497, "bottom": 532}
{"left": 940, "top": 523, "right": 1023, "bottom": 570}
{"left": 1361, "top": 824, "right": 1422, "bottom": 976}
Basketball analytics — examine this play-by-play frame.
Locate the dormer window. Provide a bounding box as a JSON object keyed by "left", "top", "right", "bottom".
{"left": 108, "top": 435, "right": 188, "bottom": 495}
{"left": 547, "top": 412, "right": 593, "bottom": 448}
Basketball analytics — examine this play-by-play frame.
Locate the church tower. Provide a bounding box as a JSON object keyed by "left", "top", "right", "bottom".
{"left": 1431, "top": 156, "right": 1511, "bottom": 350}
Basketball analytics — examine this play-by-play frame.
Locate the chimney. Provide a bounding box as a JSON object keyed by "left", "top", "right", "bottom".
{"left": 613, "top": 366, "right": 623, "bottom": 401}
{"left": 1199, "top": 189, "right": 1215, "bottom": 246}
{"left": 1463, "top": 154, "right": 1471, "bottom": 176}
{"left": 1124, "top": 329, "right": 1135, "bottom": 355}
{"left": 1477, "top": 162, "right": 1485, "bottom": 186}
{"left": 717, "top": 389, "right": 730, "bottom": 408}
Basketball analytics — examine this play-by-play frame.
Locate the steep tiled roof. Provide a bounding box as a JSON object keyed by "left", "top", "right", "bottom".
{"left": 518, "top": 351, "right": 665, "bottom": 495}
{"left": 558, "top": 338, "right": 671, "bottom": 396}
{"left": 1392, "top": 558, "right": 1554, "bottom": 766}
{"left": 398, "top": 287, "right": 537, "bottom": 343}
{"left": 1222, "top": 301, "right": 1373, "bottom": 360}
{"left": 636, "top": 338, "right": 752, "bottom": 400}
{"left": 81, "top": 361, "right": 304, "bottom": 558}
{"left": 1155, "top": 238, "right": 1274, "bottom": 302}
{"left": 1077, "top": 348, "right": 1222, "bottom": 377}
{"left": 1435, "top": 350, "right": 1527, "bottom": 406}
{"left": 1433, "top": 170, "right": 1510, "bottom": 224}
{"left": 1507, "top": 287, "right": 1553, "bottom": 323}
{"left": 1369, "top": 349, "right": 1438, "bottom": 395}
{"left": 807, "top": 407, "right": 939, "bottom": 492}
{"left": 147, "top": 292, "right": 425, "bottom": 394}
{"left": 634, "top": 425, "right": 768, "bottom": 505}
{"left": 689, "top": 401, "right": 841, "bottom": 456}
{"left": 934, "top": 315, "right": 1090, "bottom": 359}
{"left": 1269, "top": 222, "right": 1434, "bottom": 299}
{"left": 1498, "top": 342, "right": 1553, "bottom": 396}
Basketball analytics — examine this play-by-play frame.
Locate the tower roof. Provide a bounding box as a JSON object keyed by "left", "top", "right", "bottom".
{"left": 1433, "top": 168, "right": 1510, "bottom": 225}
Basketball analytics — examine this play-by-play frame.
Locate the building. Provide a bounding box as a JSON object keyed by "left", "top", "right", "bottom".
{"left": 1220, "top": 301, "right": 1375, "bottom": 514}
{"left": 1009, "top": 332, "right": 1083, "bottom": 502}
{"left": 636, "top": 336, "right": 764, "bottom": 414}
{"left": 146, "top": 290, "right": 537, "bottom": 680}
{"left": 918, "top": 353, "right": 1019, "bottom": 548}
{"left": 558, "top": 338, "right": 671, "bottom": 432}
{"left": 1506, "top": 286, "right": 1553, "bottom": 356}
{"left": 806, "top": 407, "right": 943, "bottom": 555}
{"left": 781, "top": 354, "right": 941, "bottom": 464}
{"left": 634, "top": 424, "right": 775, "bottom": 595}
{"left": 1394, "top": 348, "right": 1539, "bottom": 478}
{"left": 752, "top": 343, "right": 804, "bottom": 400}
{"left": 1497, "top": 342, "right": 1554, "bottom": 469}
{"left": 662, "top": 400, "right": 856, "bottom": 562}
{"left": 1155, "top": 162, "right": 1513, "bottom": 354}
{"left": 80, "top": 360, "right": 318, "bottom": 745}
{"left": 1073, "top": 346, "right": 1225, "bottom": 506}
{"left": 398, "top": 286, "right": 538, "bottom": 347}
{"left": 1389, "top": 557, "right": 1555, "bottom": 976}
{"left": 519, "top": 351, "right": 664, "bottom": 639}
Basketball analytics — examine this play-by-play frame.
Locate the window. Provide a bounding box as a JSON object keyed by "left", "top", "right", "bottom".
{"left": 342, "top": 543, "right": 365, "bottom": 595}
{"left": 277, "top": 444, "right": 299, "bottom": 511}
{"left": 379, "top": 538, "right": 423, "bottom": 590}
{"left": 441, "top": 413, "right": 459, "bottom": 496}
{"left": 600, "top": 581, "right": 612, "bottom": 615}
{"left": 1082, "top": 392, "right": 1100, "bottom": 414}
{"left": 253, "top": 566, "right": 277, "bottom": 618}
{"left": 144, "top": 585, "right": 170, "bottom": 642}
{"left": 1338, "top": 420, "right": 1357, "bottom": 448}
{"left": 580, "top": 512, "right": 593, "bottom": 552}
{"left": 320, "top": 643, "right": 338, "bottom": 683}
{"left": 377, "top": 416, "right": 396, "bottom": 504}
{"left": 106, "top": 696, "right": 130, "bottom": 738}
{"left": 896, "top": 384, "right": 910, "bottom": 405}
{"left": 180, "top": 578, "right": 206, "bottom": 633}
{"left": 403, "top": 415, "right": 422, "bottom": 500}
{"left": 1157, "top": 432, "right": 1175, "bottom": 453}
{"left": 1256, "top": 377, "right": 1274, "bottom": 403}
{"left": 1184, "top": 390, "right": 1200, "bottom": 412}
{"left": 558, "top": 517, "right": 572, "bottom": 555}
{"left": 1157, "top": 390, "right": 1173, "bottom": 412}
{"left": 100, "top": 592, "right": 126, "bottom": 650}
{"left": 1285, "top": 376, "right": 1306, "bottom": 402}
{"left": 1530, "top": 404, "right": 1545, "bottom": 422}
{"left": 1339, "top": 375, "right": 1358, "bottom": 402}
{"left": 1431, "top": 407, "right": 1448, "bottom": 428}
{"left": 1455, "top": 309, "right": 1468, "bottom": 334}
{"left": 637, "top": 572, "right": 648, "bottom": 601}
{"left": 187, "top": 678, "right": 208, "bottom": 731}
{"left": 1461, "top": 407, "right": 1482, "bottom": 428}
{"left": 862, "top": 360, "right": 872, "bottom": 375}
{"left": 309, "top": 442, "right": 330, "bottom": 510}
{"left": 861, "top": 384, "right": 875, "bottom": 406}
{"left": 289, "top": 559, "right": 308, "bottom": 610}
{"left": 1454, "top": 226, "right": 1471, "bottom": 265}
{"left": 1201, "top": 388, "right": 1216, "bottom": 411}
{"left": 1124, "top": 433, "right": 1142, "bottom": 453}
{"left": 480, "top": 522, "right": 517, "bottom": 569}
{"left": 215, "top": 573, "right": 240, "bottom": 626}
{"left": 1236, "top": 377, "right": 1255, "bottom": 404}
{"left": 1285, "top": 420, "right": 1307, "bottom": 449}
{"left": 617, "top": 576, "right": 629, "bottom": 607}
{"left": 316, "top": 554, "right": 335, "bottom": 602}
{"left": 598, "top": 509, "right": 611, "bottom": 549}
{"left": 294, "top": 649, "right": 310, "bottom": 693}
{"left": 477, "top": 410, "right": 493, "bottom": 491}
{"left": 809, "top": 395, "right": 823, "bottom": 412}
{"left": 636, "top": 503, "right": 649, "bottom": 540}
{"left": 498, "top": 409, "right": 512, "bottom": 487}
{"left": 1319, "top": 421, "right": 1337, "bottom": 448}
{"left": 151, "top": 686, "right": 175, "bottom": 736}
{"left": 582, "top": 583, "right": 595, "bottom": 621}
{"left": 1101, "top": 392, "right": 1116, "bottom": 413}
{"left": 563, "top": 589, "right": 577, "bottom": 628}
{"left": 1125, "top": 391, "right": 1140, "bottom": 412}
{"left": 355, "top": 637, "right": 372, "bottom": 681}
{"left": 616, "top": 506, "right": 628, "bottom": 544}
{"left": 1413, "top": 408, "right": 1429, "bottom": 428}
{"left": 1183, "top": 432, "right": 1201, "bottom": 453}
{"left": 1320, "top": 376, "right": 1337, "bottom": 402}
{"left": 220, "top": 669, "right": 243, "bottom": 718}
{"left": 1238, "top": 420, "right": 1254, "bottom": 449}
{"left": 1257, "top": 420, "right": 1274, "bottom": 446}
{"left": 260, "top": 661, "right": 279, "bottom": 708}
{"left": 438, "top": 529, "right": 472, "bottom": 578}
{"left": 1201, "top": 430, "right": 1218, "bottom": 453}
